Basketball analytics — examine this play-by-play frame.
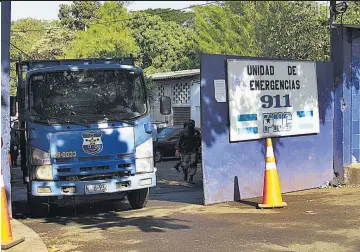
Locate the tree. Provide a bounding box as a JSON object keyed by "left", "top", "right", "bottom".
{"left": 342, "top": 1, "right": 360, "bottom": 24}
{"left": 31, "top": 22, "right": 76, "bottom": 60}
{"left": 65, "top": 1, "right": 139, "bottom": 59}
{"left": 10, "top": 18, "right": 47, "bottom": 58}
{"left": 132, "top": 8, "right": 195, "bottom": 27}
{"left": 128, "top": 13, "right": 198, "bottom": 74}
{"left": 224, "top": 1, "right": 330, "bottom": 61}
{"left": 59, "top": 1, "right": 100, "bottom": 30}
{"left": 10, "top": 19, "right": 47, "bottom": 95}
{"left": 144, "top": 76, "right": 156, "bottom": 102}
{"left": 193, "top": 4, "right": 258, "bottom": 57}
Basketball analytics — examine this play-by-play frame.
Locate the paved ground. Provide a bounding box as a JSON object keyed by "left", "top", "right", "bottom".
{"left": 6, "top": 219, "right": 47, "bottom": 252}
{"left": 11, "top": 160, "right": 360, "bottom": 252}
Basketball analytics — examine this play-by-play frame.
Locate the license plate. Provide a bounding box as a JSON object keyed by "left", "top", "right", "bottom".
{"left": 85, "top": 183, "right": 108, "bottom": 194}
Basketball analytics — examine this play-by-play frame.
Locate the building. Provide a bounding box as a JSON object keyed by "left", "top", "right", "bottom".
{"left": 147, "top": 69, "right": 200, "bottom": 128}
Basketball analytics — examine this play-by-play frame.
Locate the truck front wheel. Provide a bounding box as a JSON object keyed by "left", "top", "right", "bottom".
{"left": 127, "top": 188, "right": 149, "bottom": 209}
{"left": 28, "top": 196, "right": 51, "bottom": 218}
{"left": 27, "top": 184, "right": 51, "bottom": 218}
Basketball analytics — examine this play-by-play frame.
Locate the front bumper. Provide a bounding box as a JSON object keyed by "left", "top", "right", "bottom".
{"left": 31, "top": 168, "right": 157, "bottom": 197}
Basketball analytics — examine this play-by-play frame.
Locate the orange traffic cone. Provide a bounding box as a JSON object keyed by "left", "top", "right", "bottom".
{"left": 1, "top": 169, "right": 25, "bottom": 250}
{"left": 258, "top": 138, "right": 287, "bottom": 209}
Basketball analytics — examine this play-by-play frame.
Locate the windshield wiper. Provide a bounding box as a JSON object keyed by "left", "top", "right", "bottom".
{"left": 103, "top": 114, "right": 135, "bottom": 125}
{"left": 52, "top": 117, "right": 91, "bottom": 128}
{"left": 34, "top": 115, "right": 91, "bottom": 128}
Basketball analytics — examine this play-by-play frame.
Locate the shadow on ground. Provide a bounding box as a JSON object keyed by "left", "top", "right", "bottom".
{"left": 11, "top": 160, "right": 204, "bottom": 221}
{"left": 13, "top": 198, "right": 192, "bottom": 233}
{"left": 152, "top": 160, "right": 204, "bottom": 205}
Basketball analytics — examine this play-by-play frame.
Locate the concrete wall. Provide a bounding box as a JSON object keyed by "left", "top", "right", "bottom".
{"left": 1, "top": 1, "right": 12, "bottom": 215}
{"left": 190, "top": 81, "right": 201, "bottom": 128}
{"left": 201, "top": 53, "right": 334, "bottom": 205}
{"left": 149, "top": 76, "right": 200, "bottom": 126}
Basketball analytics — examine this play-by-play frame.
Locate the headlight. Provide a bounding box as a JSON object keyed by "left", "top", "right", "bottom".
{"left": 135, "top": 138, "right": 154, "bottom": 173}
{"left": 31, "top": 147, "right": 51, "bottom": 165}
{"left": 135, "top": 138, "right": 153, "bottom": 158}
{"left": 36, "top": 165, "right": 53, "bottom": 180}
{"left": 135, "top": 158, "right": 154, "bottom": 173}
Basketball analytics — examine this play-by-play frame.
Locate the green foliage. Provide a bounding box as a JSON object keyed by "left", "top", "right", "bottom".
{"left": 9, "top": 0, "right": 360, "bottom": 98}
{"left": 342, "top": 1, "right": 360, "bottom": 24}
{"left": 10, "top": 18, "right": 48, "bottom": 95}
{"left": 11, "top": 18, "right": 47, "bottom": 58}
{"left": 197, "top": 1, "right": 331, "bottom": 61}
{"left": 59, "top": 1, "right": 100, "bottom": 30}
{"left": 65, "top": 1, "right": 139, "bottom": 59}
{"left": 228, "top": 1, "right": 330, "bottom": 60}
{"left": 132, "top": 8, "right": 195, "bottom": 26}
{"left": 128, "top": 13, "right": 197, "bottom": 74}
{"left": 193, "top": 4, "right": 257, "bottom": 57}
{"left": 240, "top": 1, "right": 330, "bottom": 61}
{"left": 32, "top": 22, "right": 76, "bottom": 60}
{"left": 144, "top": 76, "right": 156, "bottom": 103}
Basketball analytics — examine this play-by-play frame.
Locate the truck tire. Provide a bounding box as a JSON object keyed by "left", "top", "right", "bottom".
{"left": 28, "top": 196, "right": 51, "bottom": 218}
{"left": 127, "top": 188, "right": 149, "bottom": 209}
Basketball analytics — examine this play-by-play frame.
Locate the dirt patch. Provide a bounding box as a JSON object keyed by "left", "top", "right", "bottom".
{"left": 157, "top": 179, "right": 197, "bottom": 187}
{"left": 285, "top": 187, "right": 360, "bottom": 196}
{"left": 17, "top": 176, "right": 360, "bottom": 252}
{"left": 122, "top": 203, "right": 282, "bottom": 219}
{"left": 260, "top": 241, "right": 354, "bottom": 252}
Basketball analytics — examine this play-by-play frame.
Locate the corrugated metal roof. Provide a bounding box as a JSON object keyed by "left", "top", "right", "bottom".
{"left": 147, "top": 69, "right": 200, "bottom": 80}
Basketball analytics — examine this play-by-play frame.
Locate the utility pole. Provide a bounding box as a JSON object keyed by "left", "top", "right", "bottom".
{"left": 330, "top": 0, "right": 337, "bottom": 26}
{"left": 330, "top": 1, "right": 337, "bottom": 62}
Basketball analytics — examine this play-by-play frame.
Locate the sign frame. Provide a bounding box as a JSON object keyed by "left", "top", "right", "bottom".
{"left": 226, "top": 58, "right": 320, "bottom": 142}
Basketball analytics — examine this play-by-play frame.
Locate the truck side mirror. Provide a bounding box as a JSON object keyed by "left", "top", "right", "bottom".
{"left": 144, "top": 123, "right": 154, "bottom": 134}
{"left": 160, "top": 96, "right": 171, "bottom": 115}
{"left": 10, "top": 96, "right": 16, "bottom": 117}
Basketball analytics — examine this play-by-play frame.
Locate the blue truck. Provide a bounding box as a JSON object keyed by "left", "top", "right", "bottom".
{"left": 10, "top": 57, "right": 171, "bottom": 216}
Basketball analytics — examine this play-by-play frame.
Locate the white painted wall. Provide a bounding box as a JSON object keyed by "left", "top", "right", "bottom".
{"left": 191, "top": 81, "right": 201, "bottom": 128}
{"left": 149, "top": 75, "right": 200, "bottom": 127}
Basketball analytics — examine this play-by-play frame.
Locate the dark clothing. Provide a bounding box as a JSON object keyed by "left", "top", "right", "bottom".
{"left": 176, "top": 129, "right": 201, "bottom": 154}
{"left": 174, "top": 159, "right": 182, "bottom": 170}
{"left": 175, "top": 123, "right": 201, "bottom": 183}
{"left": 181, "top": 153, "right": 198, "bottom": 176}
{"left": 173, "top": 122, "right": 191, "bottom": 171}
{"left": 10, "top": 148, "right": 19, "bottom": 166}
{"left": 10, "top": 130, "right": 19, "bottom": 167}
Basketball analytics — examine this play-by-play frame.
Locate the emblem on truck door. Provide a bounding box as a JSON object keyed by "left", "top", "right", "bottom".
{"left": 82, "top": 130, "right": 103, "bottom": 155}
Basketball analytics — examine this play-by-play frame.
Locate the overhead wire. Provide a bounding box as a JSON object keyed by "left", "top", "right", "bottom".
{"left": 11, "top": 1, "right": 218, "bottom": 33}
{"left": 10, "top": 42, "right": 31, "bottom": 59}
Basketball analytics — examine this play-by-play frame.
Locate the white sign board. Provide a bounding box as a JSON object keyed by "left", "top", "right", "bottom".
{"left": 227, "top": 59, "right": 319, "bottom": 142}
{"left": 214, "top": 79, "right": 226, "bottom": 102}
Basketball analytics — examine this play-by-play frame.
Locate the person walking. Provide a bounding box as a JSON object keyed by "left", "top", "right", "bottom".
{"left": 175, "top": 120, "right": 201, "bottom": 184}
{"left": 173, "top": 122, "right": 188, "bottom": 172}
{"left": 10, "top": 129, "right": 19, "bottom": 167}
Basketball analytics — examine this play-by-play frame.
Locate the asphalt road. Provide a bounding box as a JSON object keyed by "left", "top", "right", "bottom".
{"left": 11, "top": 161, "right": 360, "bottom": 252}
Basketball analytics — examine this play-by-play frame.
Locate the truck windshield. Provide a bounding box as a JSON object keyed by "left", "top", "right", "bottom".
{"left": 29, "top": 69, "right": 147, "bottom": 123}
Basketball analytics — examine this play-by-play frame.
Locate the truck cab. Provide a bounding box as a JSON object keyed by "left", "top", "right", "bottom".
{"left": 11, "top": 57, "right": 171, "bottom": 216}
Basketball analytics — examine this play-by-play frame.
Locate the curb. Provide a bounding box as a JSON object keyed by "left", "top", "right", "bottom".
{"left": 7, "top": 219, "right": 47, "bottom": 252}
